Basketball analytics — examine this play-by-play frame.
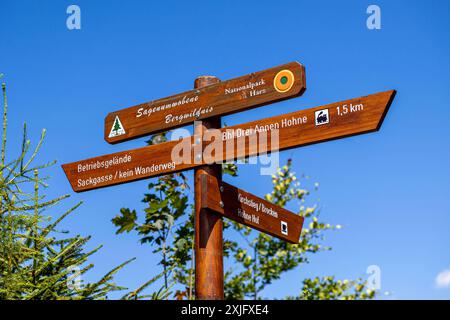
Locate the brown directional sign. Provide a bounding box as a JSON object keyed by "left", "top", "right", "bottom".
{"left": 62, "top": 90, "right": 395, "bottom": 192}
{"left": 62, "top": 138, "right": 198, "bottom": 192}
{"left": 199, "top": 173, "right": 304, "bottom": 243}
{"left": 203, "top": 90, "right": 396, "bottom": 164}
{"left": 104, "top": 62, "right": 306, "bottom": 144}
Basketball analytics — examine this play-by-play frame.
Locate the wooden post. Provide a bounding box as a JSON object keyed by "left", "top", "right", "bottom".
{"left": 194, "top": 75, "right": 224, "bottom": 300}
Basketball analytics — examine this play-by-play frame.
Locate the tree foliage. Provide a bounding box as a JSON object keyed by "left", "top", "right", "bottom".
{"left": 0, "top": 77, "right": 136, "bottom": 299}
{"left": 293, "top": 276, "right": 375, "bottom": 300}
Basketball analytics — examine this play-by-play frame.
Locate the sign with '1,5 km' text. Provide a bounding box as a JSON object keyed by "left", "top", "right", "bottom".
{"left": 62, "top": 90, "right": 395, "bottom": 192}
{"left": 104, "top": 62, "right": 306, "bottom": 144}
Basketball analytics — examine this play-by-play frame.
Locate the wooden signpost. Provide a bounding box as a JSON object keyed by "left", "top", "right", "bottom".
{"left": 62, "top": 61, "right": 396, "bottom": 300}
{"left": 199, "top": 173, "right": 304, "bottom": 244}
{"left": 104, "top": 62, "right": 306, "bottom": 144}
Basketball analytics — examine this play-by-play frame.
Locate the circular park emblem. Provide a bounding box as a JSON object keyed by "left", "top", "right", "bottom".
{"left": 273, "top": 69, "right": 295, "bottom": 93}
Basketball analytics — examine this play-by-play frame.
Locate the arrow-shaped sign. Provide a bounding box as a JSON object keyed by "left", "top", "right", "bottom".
{"left": 63, "top": 90, "right": 395, "bottom": 192}
{"left": 104, "top": 62, "right": 306, "bottom": 144}
{"left": 199, "top": 173, "right": 304, "bottom": 243}
{"left": 203, "top": 90, "right": 396, "bottom": 164}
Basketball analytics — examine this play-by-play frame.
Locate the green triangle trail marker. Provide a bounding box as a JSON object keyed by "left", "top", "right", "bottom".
{"left": 108, "top": 116, "right": 126, "bottom": 138}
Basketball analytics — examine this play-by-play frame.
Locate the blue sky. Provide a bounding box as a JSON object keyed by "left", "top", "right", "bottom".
{"left": 1, "top": 0, "right": 449, "bottom": 299}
